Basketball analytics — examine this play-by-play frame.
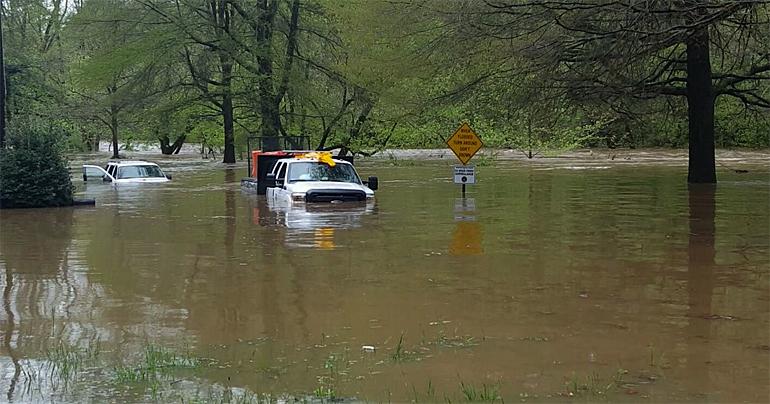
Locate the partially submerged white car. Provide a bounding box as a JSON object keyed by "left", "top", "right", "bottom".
{"left": 82, "top": 160, "right": 171, "bottom": 183}
{"left": 264, "top": 154, "right": 378, "bottom": 205}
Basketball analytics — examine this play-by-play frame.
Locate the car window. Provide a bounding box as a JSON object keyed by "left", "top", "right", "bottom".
{"left": 271, "top": 162, "right": 282, "bottom": 175}
{"left": 107, "top": 165, "right": 116, "bottom": 177}
{"left": 277, "top": 163, "right": 287, "bottom": 180}
{"left": 116, "top": 165, "right": 165, "bottom": 179}
{"left": 287, "top": 162, "right": 360, "bottom": 183}
{"left": 84, "top": 166, "right": 110, "bottom": 180}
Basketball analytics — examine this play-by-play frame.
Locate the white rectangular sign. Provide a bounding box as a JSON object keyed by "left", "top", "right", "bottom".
{"left": 454, "top": 165, "right": 475, "bottom": 184}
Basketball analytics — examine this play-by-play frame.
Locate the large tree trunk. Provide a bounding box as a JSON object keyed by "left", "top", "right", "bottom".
{"left": 254, "top": 0, "right": 281, "bottom": 152}
{"left": 260, "top": 98, "right": 281, "bottom": 151}
{"left": 110, "top": 105, "right": 119, "bottom": 159}
{"left": 0, "top": 8, "right": 6, "bottom": 149}
{"left": 686, "top": 15, "right": 716, "bottom": 184}
{"left": 221, "top": 59, "right": 235, "bottom": 163}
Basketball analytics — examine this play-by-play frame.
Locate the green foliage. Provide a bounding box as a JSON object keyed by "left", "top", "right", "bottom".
{"left": 2, "top": 1, "right": 69, "bottom": 122}
{"left": 1, "top": 0, "right": 766, "bottom": 162}
{"left": 0, "top": 122, "right": 75, "bottom": 209}
{"left": 714, "top": 97, "right": 770, "bottom": 148}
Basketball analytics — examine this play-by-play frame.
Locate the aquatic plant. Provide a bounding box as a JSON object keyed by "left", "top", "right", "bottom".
{"left": 458, "top": 378, "right": 500, "bottom": 403}
{"left": 44, "top": 339, "right": 101, "bottom": 387}
{"left": 391, "top": 332, "right": 407, "bottom": 362}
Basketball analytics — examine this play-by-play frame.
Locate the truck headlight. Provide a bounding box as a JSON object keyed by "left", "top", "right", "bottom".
{"left": 291, "top": 193, "right": 305, "bottom": 201}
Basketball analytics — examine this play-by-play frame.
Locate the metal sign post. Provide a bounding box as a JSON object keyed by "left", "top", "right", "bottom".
{"left": 446, "top": 123, "right": 483, "bottom": 197}
{"left": 454, "top": 165, "right": 475, "bottom": 197}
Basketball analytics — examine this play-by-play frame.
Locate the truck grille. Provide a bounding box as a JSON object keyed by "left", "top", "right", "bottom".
{"left": 305, "top": 189, "right": 366, "bottom": 203}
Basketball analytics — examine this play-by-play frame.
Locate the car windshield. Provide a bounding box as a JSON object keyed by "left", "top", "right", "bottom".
{"left": 288, "top": 162, "right": 360, "bottom": 184}
{"left": 116, "top": 165, "right": 165, "bottom": 179}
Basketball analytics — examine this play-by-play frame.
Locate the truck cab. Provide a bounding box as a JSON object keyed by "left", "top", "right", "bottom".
{"left": 263, "top": 153, "right": 377, "bottom": 204}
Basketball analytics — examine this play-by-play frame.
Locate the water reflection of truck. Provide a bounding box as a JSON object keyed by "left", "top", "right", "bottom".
{"left": 247, "top": 193, "right": 377, "bottom": 249}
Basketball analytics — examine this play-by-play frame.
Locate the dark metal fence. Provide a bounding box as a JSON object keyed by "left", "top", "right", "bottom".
{"left": 245, "top": 136, "right": 313, "bottom": 179}
{"left": 245, "top": 136, "right": 311, "bottom": 153}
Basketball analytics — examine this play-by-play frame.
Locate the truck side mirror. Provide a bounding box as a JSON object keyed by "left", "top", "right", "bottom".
{"left": 265, "top": 173, "right": 277, "bottom": 188}
{"left": 366, "top": 176, "right": 378, "bottom": 191}
{"left": 165, "top": 174, "right": 173, "bottom": 180}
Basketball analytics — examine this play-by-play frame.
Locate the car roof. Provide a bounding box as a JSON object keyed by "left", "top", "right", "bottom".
{"left": 108, "top": 160, "right": 160, "bottom": 166}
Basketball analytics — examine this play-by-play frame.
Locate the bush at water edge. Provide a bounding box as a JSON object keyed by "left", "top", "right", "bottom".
{"left": 0, "top": 122, "right": 75, "bottom": 209}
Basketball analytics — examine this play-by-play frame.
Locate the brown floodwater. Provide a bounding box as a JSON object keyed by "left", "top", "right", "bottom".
{"left": 0, "top": 152, "right": 768, "bottom": 403}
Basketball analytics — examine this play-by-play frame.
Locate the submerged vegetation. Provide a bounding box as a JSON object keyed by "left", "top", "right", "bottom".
{"left": 3, "top": 327, "right": 673, "bottom": 403}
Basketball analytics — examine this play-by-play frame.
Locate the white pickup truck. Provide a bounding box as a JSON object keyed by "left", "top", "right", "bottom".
{"left": 263, "top": 154, "right": 378, "bottom": 205}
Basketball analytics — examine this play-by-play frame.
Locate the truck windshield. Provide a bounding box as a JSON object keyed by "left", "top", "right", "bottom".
{"left": 117, "top": 165, "right": 165, "bottom": 179}
{"left": 288, "top": 162, "right": 360, "bottom": 183}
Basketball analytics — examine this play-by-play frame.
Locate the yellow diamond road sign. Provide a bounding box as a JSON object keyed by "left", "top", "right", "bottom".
{"left": 446, "top": 123, "right": 483, "bottom": 164}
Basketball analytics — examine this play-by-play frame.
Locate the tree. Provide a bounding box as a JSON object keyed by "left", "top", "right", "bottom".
{"left": 293, "top": 0, "right": 432, "bottom": 155}
{"left": 140, "top": 0, "right": 240, "bottom": 162}
{"left": 439, "top": 0, "right": 769, "bottom": 183}
{"left": 1, "top": 0, "right": 71, "bottom": 131}
{"left": 225, "top": 0, "right": 302, "bottom": 151}
{"left": 67, "top": 0, "right": 177, "bottom": 158}
{"left": 1, "top": 5, "right": 6, "bottom": 148}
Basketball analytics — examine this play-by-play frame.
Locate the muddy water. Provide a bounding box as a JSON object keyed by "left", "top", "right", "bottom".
{"left": 1, "top": 155, "right": 768, "bottom": 403}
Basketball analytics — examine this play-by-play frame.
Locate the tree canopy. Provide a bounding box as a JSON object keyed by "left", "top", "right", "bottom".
{"left": 0, "top": 0, "right": 767, "bottom": 182}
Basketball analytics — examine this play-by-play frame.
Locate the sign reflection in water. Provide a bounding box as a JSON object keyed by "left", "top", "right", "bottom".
{"left": 450, "top": 197, "right": 483, "bottom": 255}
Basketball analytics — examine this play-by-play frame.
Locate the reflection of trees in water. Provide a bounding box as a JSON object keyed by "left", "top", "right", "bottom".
{"left": 225, "top": 169, "right": 236, "bottom": 259}
{"left": 685, "top": 185, "right": 715, "bottom": 390}
{"left": 79, "top": 179, "right": 298, "bottom": 352}
{"left": 3, "top": 257, "right": 20, "bottom": 401}
{"left": 1, "top": 209, "right": 74, "bottom": 277}
{"left": 0, "top": 208, "right": 106, "bottom": 400}
{"left": 1, "top": 209, "right": 78, "bottom": 336}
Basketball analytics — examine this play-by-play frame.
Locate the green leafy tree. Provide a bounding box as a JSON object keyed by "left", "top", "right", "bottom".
{"left": 2, "top": 0, "right": 71, "bottom": 127}
{"left": 425, "top": 0, "right": 769, "bottom": 183}
{"left": 66, "top": 0, "right": 177, "bottom": 158}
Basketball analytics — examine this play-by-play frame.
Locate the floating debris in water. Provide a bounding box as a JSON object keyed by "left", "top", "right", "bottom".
{"left": 691, "top": 313, "right": 743, "bottom": 321}
{"left": 362, "top": 345, "right": 376, "bottom": 352}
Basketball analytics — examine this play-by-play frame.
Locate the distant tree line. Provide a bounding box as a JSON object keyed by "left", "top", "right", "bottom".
{"left": 0, "top": 0, "right": 767, "bottom": 183}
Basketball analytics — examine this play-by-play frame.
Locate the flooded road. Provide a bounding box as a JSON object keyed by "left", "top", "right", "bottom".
{"left": 1, "top": 154, "right": 768, "bottom": 403}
